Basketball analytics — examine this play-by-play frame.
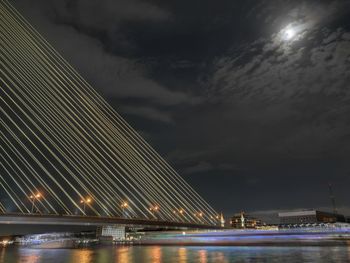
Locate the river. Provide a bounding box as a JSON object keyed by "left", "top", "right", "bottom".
{"left": 1, "top": 245, "right": 350, "bottom": 263}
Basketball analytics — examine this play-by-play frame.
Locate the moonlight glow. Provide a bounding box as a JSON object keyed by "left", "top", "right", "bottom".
{"left": 279, "top": 23, "right": 308, "bottom": 43}
{"left": 284, "top": 28, "right": 296, "bottom": 40}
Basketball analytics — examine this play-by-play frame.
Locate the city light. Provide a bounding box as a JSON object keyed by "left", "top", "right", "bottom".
{"left": 121, "top": 201, "right": 129, "bottom": 218}
{"left": 30, "top": 193, "right": 41, "bottom": 200}
{"left": 149, "top": 205, "right": 159, "bottom": 211}
{"left": 0, "top": 239, "right": 13, "bottom": 246}
{"left": 149, "top": 205, "right": 160, "bottom": 220}
{"left": 80, "top": 197, "right": 92, "bottom": 214}
{"left": 80, "top": 197, "right": 92, "bottom": 204}
{"left": 29, "top": 192, "right": 42, "bottom": 214}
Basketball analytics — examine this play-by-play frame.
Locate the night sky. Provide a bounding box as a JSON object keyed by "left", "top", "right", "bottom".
{"left": 10, "top": 0, "right": 350, "bottom": 219}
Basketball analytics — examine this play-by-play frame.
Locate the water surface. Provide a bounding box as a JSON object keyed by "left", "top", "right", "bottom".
{"left": 1, "top": 246, "right": 350, "bottom": 263}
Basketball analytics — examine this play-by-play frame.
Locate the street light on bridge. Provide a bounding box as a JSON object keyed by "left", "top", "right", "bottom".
{"left": 179, "top": 208, "right": 184, "bottom": 217}
{"left": 29, "top": 193, "right": 42, "bottom": 214}
{"left": 80, "top": 197, "right": 92, "bottom": 214}
{"left": 171, "top": 209, "right": 185, "bottom": 222}
{"left": 194, "top": 212, "right": 204, "bottom": 223}
{"left": 149, "top": 205, "right": 159, "bottom": 219}
{"left": 121, "top": 201, "right": 128, "bottom": 217}
{"left": 195, "top": 212, "right": 203, "bottom": 217}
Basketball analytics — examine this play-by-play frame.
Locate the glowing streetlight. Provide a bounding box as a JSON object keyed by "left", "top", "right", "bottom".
{"left": 194, "top": 212, "right": 203, "bottom": 222}
{"left": 121, "top": 201, "right": 128, "bottom": 217}
{"left": 177, "top": 209, "right": 185, "bottom": 222}
{"left": 80, "top": 197, "right": 92, "bottom": 214}
{"left": 149, "top": 205, "right": 159, "bottom": 211}
{"left": 149, "top": 205, "right": 160, "bottom": 219}
{"left": 29, "top": 193, "right": 42, "bottom": 214}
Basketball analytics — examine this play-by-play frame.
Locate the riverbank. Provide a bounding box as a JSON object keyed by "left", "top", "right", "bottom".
{"left": 135, "top": 227, "right": 350, "bottom": 246}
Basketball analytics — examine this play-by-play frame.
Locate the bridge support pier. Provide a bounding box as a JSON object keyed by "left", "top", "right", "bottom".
{"left": 97, "top": 225, "right": 126, "bottom": 243}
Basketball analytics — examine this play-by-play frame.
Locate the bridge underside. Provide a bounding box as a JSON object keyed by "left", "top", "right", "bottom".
{"left": 0, "top": 214, "right": 221, "bottom": 230}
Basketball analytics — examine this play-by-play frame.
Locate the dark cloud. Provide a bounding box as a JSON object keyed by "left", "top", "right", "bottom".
{"left": 205, "top": 1, "right": 350, "bottom": 161}
{"left": 10, "top": 0, "right": 350, "bottom": 216}
{"left": 120, "top": 105, "right": 174, "bottom": 124}
{"left": 182, "top": 161, "right": 238, "bottom": 175}
{"left": 11, "top": 0, "right": 196, "bottom": 123}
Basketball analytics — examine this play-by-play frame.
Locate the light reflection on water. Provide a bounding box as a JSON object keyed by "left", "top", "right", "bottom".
{"left": 70, "top": 249, "right": 93, "bottom": 263}
{"left": 0, "top": 246, "right": 350, "bottom": 263}
{"left": 198, "top": 249, "right": 207, "bottom": 263}
{"left": 116, "top": 246, "right": 131, "bottom": 263}
{"left": 178, "top": 247, "right": 187, "bottom": 263}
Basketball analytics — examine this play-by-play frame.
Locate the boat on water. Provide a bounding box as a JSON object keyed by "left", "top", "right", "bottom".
{"left": 15, "top": 232, "right": 98, "bottom": 248}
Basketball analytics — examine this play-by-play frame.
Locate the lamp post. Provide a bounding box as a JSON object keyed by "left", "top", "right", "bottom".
{"left": 179, "top": 208, "right": 184, "bottom": 221}
{"left": 29, "top": 193, "right": 41, "bottom": 214}
{"left": 198, "top": 212, "right": 203, "bottom": 223}
{"left": 193, "top": 211, "right": 203, "bottom": 223}
{"left": 149, "top": 205, "right": 159, "bottom": 219}
{"left": 80, "top": 197, "right": 92, "bottom": 215}
{"left": 121, "top": 202, "right": 128, "bottom": 217}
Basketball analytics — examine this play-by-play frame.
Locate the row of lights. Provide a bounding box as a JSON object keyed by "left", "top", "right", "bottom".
{"left": 28, "top": 193, "right": 94, "bottom": 214}
{"left": 26, "top": 193, "right": 219, "bottom": 221}
{"left": 27, "top": 194, "right": 130, "bottom": 215}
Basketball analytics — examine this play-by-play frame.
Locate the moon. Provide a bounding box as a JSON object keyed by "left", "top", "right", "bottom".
{"left": 284, "top": 28, "right": 296, "bottom": 40}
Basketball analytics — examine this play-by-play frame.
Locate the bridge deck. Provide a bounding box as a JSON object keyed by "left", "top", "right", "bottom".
{"left": 0, "top": 213, "right": 221, "bottom": 229}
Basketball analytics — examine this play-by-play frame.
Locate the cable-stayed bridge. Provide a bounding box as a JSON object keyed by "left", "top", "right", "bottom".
{"left": 0, "top": 0, "right": 220, "bottom": 230}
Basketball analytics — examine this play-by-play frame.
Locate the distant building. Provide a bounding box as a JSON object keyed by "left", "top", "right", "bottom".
{"left": 230, "top": 212, "right": 264, "bottom": 229}
{"left": 97, "top": 225, "right": 125, "bottom": 241}
{"left": 220, "top": 213, "right": 225, "bottom": 228}
{"left": 278, "top": 210, "right": 346, "bottom": 224}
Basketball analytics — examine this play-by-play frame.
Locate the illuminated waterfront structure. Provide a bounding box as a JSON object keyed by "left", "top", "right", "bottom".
{"left": 229, "top": 212, "right": 264, "bottom": 229}
{"left": 220, "top": 213, "right": 225, "bottom": 228}
{"left": 278, "top": 210, "right": 346, "bottom": 224}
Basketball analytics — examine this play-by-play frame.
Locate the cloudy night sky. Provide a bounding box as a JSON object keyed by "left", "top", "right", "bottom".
{"left": 10, "top": 0, "right": 350, "bottom": 218}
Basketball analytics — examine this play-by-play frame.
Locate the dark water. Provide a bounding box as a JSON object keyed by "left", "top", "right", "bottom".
{"left": 1, "top": 246, "right": 350, "bottom": 263}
